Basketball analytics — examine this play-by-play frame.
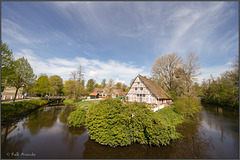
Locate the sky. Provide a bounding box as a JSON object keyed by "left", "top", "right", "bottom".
{"left": 1, "top": 1, "right": 239, "bottom": 85}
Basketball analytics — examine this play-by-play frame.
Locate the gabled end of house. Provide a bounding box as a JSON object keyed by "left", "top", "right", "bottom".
{"left": 125, "top": 74, "right": 172, "bottom": 108}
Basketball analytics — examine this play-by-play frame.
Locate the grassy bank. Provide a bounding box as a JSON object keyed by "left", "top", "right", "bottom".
{"left": 1, "top": 99, "right": 50, "bottom": 125}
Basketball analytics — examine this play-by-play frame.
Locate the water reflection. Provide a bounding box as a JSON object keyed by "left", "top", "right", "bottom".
{"left": 1, "top": 132, "right": 30, "bottom": 159}
{"left": 61, "top": 125, "right": 87, "bottom": 152}
{"left": 197, "top": 106, "right": 239, "bottom": 158}
{"left": 25, "top": 107, "right": 62, "bottom": 135}
{"left": 59, "top": 106, "right": 75, "bottom": 124}
{"left": 82, "top": 116, "right": 214, "bottom": 159}
{"left": 1, "top": 104, "right": 238, "bottom": 159}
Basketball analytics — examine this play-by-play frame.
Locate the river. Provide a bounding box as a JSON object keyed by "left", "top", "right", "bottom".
{"left": 1, "top": 104, "right": 239, "bottom": 159}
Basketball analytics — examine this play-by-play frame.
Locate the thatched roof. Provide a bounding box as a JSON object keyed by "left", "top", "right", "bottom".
{"left": 137, "top": 74, "right": 172, "bottom": 100}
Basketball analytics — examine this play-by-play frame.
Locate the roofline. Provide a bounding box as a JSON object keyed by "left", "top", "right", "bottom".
{"left": 138, "top": 74, "right": 172, "bottom": 100}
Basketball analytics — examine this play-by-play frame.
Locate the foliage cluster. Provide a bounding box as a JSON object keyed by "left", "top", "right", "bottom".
{"left": 63, "top": 98, "right": 77, "bottom": 107}
{"left": 68, "top": 108, "right": 86, "bottom": 127}
{"left": 31, "top": 75, "right": 63, "bottom": 97}
{"left": 66, "top": 100, "right": 96, "bottom": 127}
{"left": 1, "top": 99, "right": 49, "bottom": 123}
{"left": 199, "top": 56, "right": 239, "bottom": 109}
{"left": 1, "top": 42, "right": 14, "bottom": 91}
{"left": 85, "top": 98, "right": 181, "bottom": 147}
{"left": 174, "top": 96, "right": 202, "bottom": 117}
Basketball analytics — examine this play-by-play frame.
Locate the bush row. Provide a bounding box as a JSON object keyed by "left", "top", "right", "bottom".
{"left": 1, "top": 99, "right": 50, "bottom": 123}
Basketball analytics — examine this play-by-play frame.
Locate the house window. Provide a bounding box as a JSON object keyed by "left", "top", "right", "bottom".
{"left": 138, "top": 82, "right": 140, "bottom": 84}
{"left": 135, "top": 88, "right": 137, "bottom": 90}
{"left": 140, "top": 94, "right": 142, "bottom": 97}
{"left": 140, "top": 87, "right": 143, "bottom": 90}
{"left": 137, "top": 94, "right": 139, "bottom": 97}
{"left": 143, "top": 94, "right": 145, "bottom": 97}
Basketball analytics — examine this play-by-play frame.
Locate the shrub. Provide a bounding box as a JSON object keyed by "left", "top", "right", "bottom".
{"left": 85, "top": 98, "right": 132, "bottom": 147}
{"left": 85, "top": 98, "right": 182, "bottom": 147}
{"left": 1, "top": 99, "right": 49, "bottom": 123}
{"left": 155, "top": 107, "right": 184, "bottom": 126}
{"left": 68, "top": 108, "right": 86, "bottom": 127}
{"left": 174, "top": 96, "right": 202, "bottom": 117}
{"left": 63, "top": 98, "right": 76, "bottom": 107}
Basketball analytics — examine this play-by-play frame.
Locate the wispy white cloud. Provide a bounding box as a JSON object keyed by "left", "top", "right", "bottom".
{"left": 198, "top": 61, "right": 233, "bottom": 83}
{"left": 14, "top": 49, "right": 146, "bottom": 85}
{"left": 2, "top": 1, "right": 238, "bottom": 83}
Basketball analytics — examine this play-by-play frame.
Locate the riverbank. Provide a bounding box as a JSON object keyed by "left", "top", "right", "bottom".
{"left": 1, "top": 99, "right": 51, "bottom": 126}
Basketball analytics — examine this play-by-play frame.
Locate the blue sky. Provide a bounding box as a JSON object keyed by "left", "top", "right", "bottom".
{"left": 2, "top": 1, "right": 239, "bottom": 85}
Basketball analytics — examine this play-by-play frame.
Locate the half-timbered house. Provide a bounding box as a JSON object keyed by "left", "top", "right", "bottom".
{"left": 125, "top": 74, "right": 172, "bottom": 108}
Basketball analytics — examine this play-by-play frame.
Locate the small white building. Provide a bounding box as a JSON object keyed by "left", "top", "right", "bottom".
{"left": 1, "top": 87, "right": 24, "bottom": 100}
{"left": 125, "top": 74, "right": 172, "bottom": 109}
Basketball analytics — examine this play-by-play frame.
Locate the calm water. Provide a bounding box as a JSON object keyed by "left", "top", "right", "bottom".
{"left": 1, "top": 104, "right": 239, "bottom": 159}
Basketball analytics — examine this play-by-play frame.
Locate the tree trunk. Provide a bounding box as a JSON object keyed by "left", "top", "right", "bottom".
{"left": 13, "top": 87, "right": 19, "bottom": 103}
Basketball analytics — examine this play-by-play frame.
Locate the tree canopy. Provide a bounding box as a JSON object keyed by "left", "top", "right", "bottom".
{"left": 85, "top": 79, "right": 95, "bottom": 95}
{"left": 1, "top": 42, "right": 15, "bottom": 91}
{"left": 151, "top": 52, "right": 200, "bottom": 97}
{"left": 33, "top": 75, "right": 50, "bottom": 97}
{"left": 49, "top": 75, "right": 63, "bottom": 96}
{"left": 7, "top": 57, "right": 36, "bottom": 102}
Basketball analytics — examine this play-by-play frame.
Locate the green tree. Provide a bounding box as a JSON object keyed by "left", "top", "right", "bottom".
{"left": 201, "top": 55, "right": 239, "bottom": 109}
{"left": 7, "top": 57, "right": 36, "bottom": 102}
{"left": 114, "top": 82, "right": 122, "bottom": 89}
{"left": 1, "top": 42, "right": 15, "bottom": 91}
{"left": 33, "top": 75, "right": 50, "bottom": 97}
{"left": 63, "top": 80, "right": 76, "bottom": 96}
{"left": 86, "top": 79, "right": 95, "bottom": 95}
{"left": 94, "top": 83, "right": 99, "bottom": 88}
{"left": 100, "top": 79, "right": 106, "bottom": 88}
{"left": 49, "top": 75, "right": 63, "bottom": 96}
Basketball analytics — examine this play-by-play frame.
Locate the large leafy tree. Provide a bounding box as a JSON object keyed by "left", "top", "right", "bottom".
{"left": 33, "top": 75, "right": 50, "bottom": 97}
{"left": 85, "top": 79, "right": 95, "bottom": 95}
{"left": 63, "top": 80, "right": 76, "bottom": 96}
{"left": 151, "top": 52, "right": 200, "bottom": 97}
{"left": 201, "top": 55, "right": 239, "bottom": 108}
{"left": 7, "top": 57, "right": 36, "bottom": 102}
{"left": 100, "top": 79, "right": 106, "bottom": 88}
{"left": 1, "top": 42, "right": 15, "bottom": 91}
{"left": 151, "top": 52, "right": 184, "bottom": 92}
{"left": 49, "top": 75, "right": 63, "bottom": 96}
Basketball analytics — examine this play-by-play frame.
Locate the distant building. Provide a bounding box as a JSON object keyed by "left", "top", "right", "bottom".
{"left": 92, "top": 87, "right": 127, "bottom": 98}
{"left": 125, "top": 74, "right": 172, "bottom": 106}
{"left": 92, "top": 88, "right": 106, "bottom": 97}
{"left": 1, "top": 87, "right": 24, "bottom": 100}
{"left": 89, "top": 92, "right": 99, "bottom": 99}
{"left": 111, "top": 89, "right": 127, "bottom": 98}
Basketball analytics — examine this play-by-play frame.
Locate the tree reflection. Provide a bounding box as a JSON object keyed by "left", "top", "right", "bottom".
{"left": 59, "top": 106, "right": 75, "bottom": 124}
{"left": 25, "top": 108, "right": 60, "bottom": 135}
{"left": 169, "top": 118, "right": 214, "bottom": 159}
{"left": 61, "top": 124, "right": 87, "bottom": 152}
{"left": 1, "top": 133, "right": 30, "bottom": 159}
